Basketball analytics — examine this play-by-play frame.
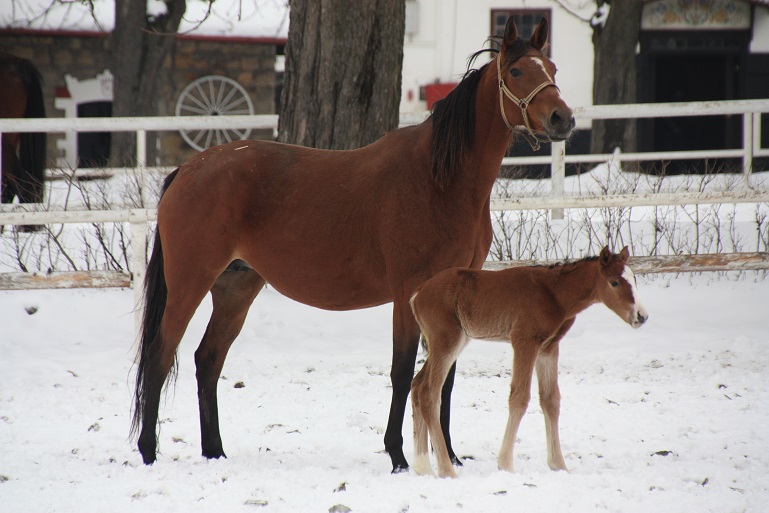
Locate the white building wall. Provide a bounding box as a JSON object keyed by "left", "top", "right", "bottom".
{"left": 750, "top": 6, "right": 769, "bottom": 53}
{"left": 400, "top": 0, "right": 595, "bottom": 124}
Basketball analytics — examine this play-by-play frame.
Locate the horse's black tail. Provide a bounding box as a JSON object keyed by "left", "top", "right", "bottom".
{"left": 131, "top": 168, "right": 179, "bottom": 439}
{"left": 17, "top": 58, "right": 46, "bottom": 203}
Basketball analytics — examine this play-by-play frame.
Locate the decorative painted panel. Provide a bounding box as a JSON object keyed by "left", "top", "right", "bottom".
{"left": 642, "top": 0, "right": 751, "bottom": 30}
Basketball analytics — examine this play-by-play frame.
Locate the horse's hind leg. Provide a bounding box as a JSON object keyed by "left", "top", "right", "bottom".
{"left": 137, "top": 276, "right": 215, "bottom": 464}
{"left": 440, "top": 362, "right": 462, "bottom": 466}
{"left": 195, "top": 262, "right": 265, "bottom": 459}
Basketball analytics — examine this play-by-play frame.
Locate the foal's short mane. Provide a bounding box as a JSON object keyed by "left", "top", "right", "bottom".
{"left": 429, "top": 38, "right": 534, "bottom": 190}
{"left": 539, "top": 255, "right": 601, "bottom": 276}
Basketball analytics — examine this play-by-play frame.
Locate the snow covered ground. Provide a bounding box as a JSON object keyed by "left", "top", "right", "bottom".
{"left": 1, "top": 272, "right": 768, "bottom": 512}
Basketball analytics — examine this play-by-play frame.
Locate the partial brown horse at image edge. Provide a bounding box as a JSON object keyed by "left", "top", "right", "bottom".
{"left": 0, "top": 51, "right": 46, "bottom": 206}
{"left": 132, "top": 17, "right": 574, "bottom": 472}
{"left": 410, "top": 246, "right": 649, "bottom": 478}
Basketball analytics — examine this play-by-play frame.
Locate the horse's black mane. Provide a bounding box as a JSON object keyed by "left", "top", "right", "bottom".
{"left": 429, "top": 37, "right": 533, "bottom": 190}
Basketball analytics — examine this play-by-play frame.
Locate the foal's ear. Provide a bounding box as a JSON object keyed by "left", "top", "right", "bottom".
{"left": 599, "top": 245, "right": 612, "bottom": 267}
{"left": 619, "top": 246, "right": 630, "bottom": 263}
{"left": 530, "top": 18, "right": 549, "bottom": 51}
{"left": 503, "top": 16, "right": 519, "bottom": 48}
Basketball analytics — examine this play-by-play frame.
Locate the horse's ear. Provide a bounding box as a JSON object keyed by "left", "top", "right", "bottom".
{"left": 599, "top": 245, "right": 612, "bottom": 267}
{"left": 619, "top": 246, "right": 630, "bottom": 263}
{"left": 530, "top": 17, "right": 549, "bottom": 51}
{"left": 503, "top": 16, "right": 519, "bottom": 48}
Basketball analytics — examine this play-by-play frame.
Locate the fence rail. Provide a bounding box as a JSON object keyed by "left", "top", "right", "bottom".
{"left": 2, "top": 99, "right": 769, "bottom": 333}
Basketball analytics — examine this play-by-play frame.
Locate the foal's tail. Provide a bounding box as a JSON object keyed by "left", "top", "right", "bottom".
{"left": 131, "top": 168, "right": 179, "bottom": 438}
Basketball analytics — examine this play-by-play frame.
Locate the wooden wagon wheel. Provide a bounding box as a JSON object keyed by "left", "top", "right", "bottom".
{"left": 175, "top": 75, "right": 254, "bottom": 152}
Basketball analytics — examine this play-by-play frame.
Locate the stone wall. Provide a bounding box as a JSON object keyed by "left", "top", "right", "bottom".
{"left": 0, "top": 29, "right": 278, "bottom": 167}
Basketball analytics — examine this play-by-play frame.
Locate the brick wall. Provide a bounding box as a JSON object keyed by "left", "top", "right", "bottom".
{"left": 0, "top": 29, "right": 278, "bottom": 167}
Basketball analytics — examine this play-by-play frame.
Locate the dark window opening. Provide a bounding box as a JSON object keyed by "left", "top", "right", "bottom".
{"left": 491, "top": 9, "right": 552, "bottom": 55}
{"left": 77, "top": 101, "right": 112, "bottom": 168}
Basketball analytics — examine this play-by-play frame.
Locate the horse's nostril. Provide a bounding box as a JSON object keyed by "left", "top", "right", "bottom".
{"left": 550, "top": 110, "right": 562, "bottom": 127}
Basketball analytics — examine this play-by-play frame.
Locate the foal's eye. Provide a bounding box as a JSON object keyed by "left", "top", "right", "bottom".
{"left": 510, "top": 68, "right": 522, "bottom": 78}
{"left": 610, "top": 280, "right": 620, "bottom": 288}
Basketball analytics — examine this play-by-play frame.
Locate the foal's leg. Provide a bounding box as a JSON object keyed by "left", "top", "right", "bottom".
{"left": 412, "top": 329, "right": 468, "bottom": 478}
{"left": 497, "top": 339, "right": 539, "bottom": 473}
{"left": 410, "top": 358, "right": 434, "bottom": 476}
{"left": 536, "top": 319, "right": 573, "bottom": 471}
{"left": 195, "top": 263, "right": 265, "bottom": 459}
{"left": 536, "top": 343, "right": 567, "bottom": 471}
{"left": 384, "top": 300, "right": 422, "bottom": 473}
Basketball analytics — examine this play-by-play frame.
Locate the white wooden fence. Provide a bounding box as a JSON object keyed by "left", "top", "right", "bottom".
{"left": 2, "top": 99, "right": 769, "bottom": 332}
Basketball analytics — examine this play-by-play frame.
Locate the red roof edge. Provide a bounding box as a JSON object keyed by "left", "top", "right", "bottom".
{"left": 0, "top": 27, "right": 286, "bottom": 45}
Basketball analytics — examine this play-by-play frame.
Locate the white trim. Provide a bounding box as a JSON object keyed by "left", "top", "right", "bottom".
{"left": 54, "top": 70, "right": 114, "bottom": 168}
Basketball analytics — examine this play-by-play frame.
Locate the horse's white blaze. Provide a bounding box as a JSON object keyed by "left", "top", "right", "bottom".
{"left": 530, "top": 56, "right": 553, "bottom": 82}
{"left": 622, "top": 266, "right": 648, "bottom": 327}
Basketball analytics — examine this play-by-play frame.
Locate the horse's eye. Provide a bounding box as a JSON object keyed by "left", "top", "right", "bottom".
{"left": 610, "top": 280, "right": 620, "bottom": 288}
{"left": 510, "top": 68, "right": 522, "bottom": 78}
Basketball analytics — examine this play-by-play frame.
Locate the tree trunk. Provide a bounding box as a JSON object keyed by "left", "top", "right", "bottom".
{"left": 590, "top": 0, "right": 643, "bottom": 155}
{"left": 110, "top": 0, "right": 186, "bottom": 166}
{"left": 278, "top": 0, "right": 405, "bottom": 149}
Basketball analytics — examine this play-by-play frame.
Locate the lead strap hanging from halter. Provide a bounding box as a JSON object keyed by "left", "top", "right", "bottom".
{"left": 496, "top": 55, "right": 559, "bottom": 152}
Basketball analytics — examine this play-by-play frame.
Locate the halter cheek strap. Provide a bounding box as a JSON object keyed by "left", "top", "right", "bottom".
{"left": 497, "top": 55, "right": 559, "bottom": 152}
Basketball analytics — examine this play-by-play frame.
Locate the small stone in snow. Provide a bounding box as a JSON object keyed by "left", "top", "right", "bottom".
{"left": 329, "top": 505, "right": 352, "bottom": 513}
{"left": 234, "top": 381, "right": 245, "bottom": 388}
{"left": 24, "top": 304, "right": 38, "bottom": 315}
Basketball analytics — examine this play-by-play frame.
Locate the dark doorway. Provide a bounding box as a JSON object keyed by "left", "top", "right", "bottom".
{"left": 637, "top": 31, "right": 749, "bottom": 173}
{"left": 653, "top": 54, "right": 740, "bottom": 153}
{"left": 77, "top": 101, "right": 112, "bottom": 168}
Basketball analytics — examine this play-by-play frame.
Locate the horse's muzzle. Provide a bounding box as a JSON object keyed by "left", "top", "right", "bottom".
{"left": 630, "top": 311, "right": 648, "bottom": 329}
{"left": 545, "top": 108, "right": 576, "bottom": 142}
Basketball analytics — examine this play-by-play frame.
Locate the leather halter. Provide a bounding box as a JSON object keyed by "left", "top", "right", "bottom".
{"left": 497, "top": 54, "right": 559, "bottom": 151}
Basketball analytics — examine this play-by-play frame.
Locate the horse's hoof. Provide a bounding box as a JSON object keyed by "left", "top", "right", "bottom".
{"left": 202, "top": 448, "right": 227, "bottom": 460}
{"left": 391, "top": 463, "right": 410, "bottom": 475}
{"left": 450, "top": 454, "right": 464, "bottom": 467}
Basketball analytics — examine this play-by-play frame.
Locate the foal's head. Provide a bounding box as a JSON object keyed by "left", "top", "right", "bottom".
{"left": 497, "top": 17, "right": 575, "bottom": 144}
{"left": 596, "top": 246, "right": 649, "bottom": 328}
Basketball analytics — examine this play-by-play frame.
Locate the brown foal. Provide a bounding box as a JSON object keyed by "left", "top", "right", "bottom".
{"left": 410, "top": 246, "right": 648, "bottom": 478}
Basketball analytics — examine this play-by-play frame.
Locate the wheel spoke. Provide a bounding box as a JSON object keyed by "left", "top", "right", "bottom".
{"left": 178, "top": 104, "right": 210, "bottom": 115}
{"left": 221, "top": 95, "right": 248, "bottom": 112}
{"left": 194, "top": 82, "right": 215, "bottom": 112}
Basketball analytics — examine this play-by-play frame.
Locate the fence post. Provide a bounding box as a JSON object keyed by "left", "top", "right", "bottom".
{"left": 743, "top": 112, "right": 753, "bottom": 179}
{"left": 550, "top": 140, "right": 565, "bottom": 220}
{"left": 129, "top": 209, "right": 148, "bottom": 339}
{"left": 136, "top": 129, "right": 147, "bottom": 167}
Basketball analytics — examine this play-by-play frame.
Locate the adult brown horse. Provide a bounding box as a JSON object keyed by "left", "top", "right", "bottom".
{"left": 132, "top": 17, "right": 574, "bottom": 472}
{"left": 0, "top": 51, "right": 46, "bottom": 206}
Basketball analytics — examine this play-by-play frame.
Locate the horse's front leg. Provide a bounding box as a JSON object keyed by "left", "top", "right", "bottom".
{"left": 195, "top": 263, "right": 264, "bottom": 459}
{"left": 497, "top": 339, "right": 538, "bottom": 473}
{"left": 384, "top": 300, "right": 422, "bottom": 473}
{"left": 536, "top": 319, "right": 574, "bottom": 472}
